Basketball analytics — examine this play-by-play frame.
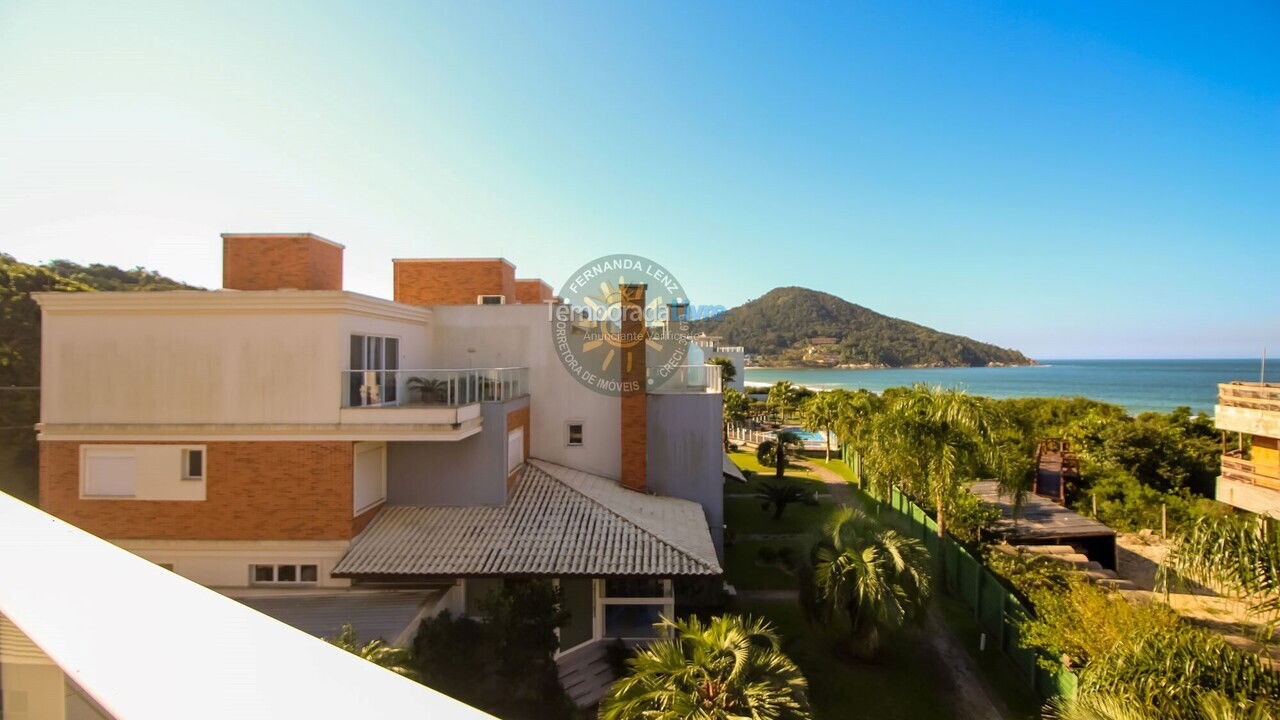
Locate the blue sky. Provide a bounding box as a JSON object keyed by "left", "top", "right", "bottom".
{"left": 1, "top": 1, "right": 1276, "bottom": 359}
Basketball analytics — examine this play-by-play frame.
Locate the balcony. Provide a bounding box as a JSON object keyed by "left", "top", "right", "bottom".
{"left": 1221, "top": 450, "right": 1280, "bottom": 491}
{"left": 649, "top": 365, "right": 722, "bottom": 394}
{"left": 1219, "top": 382, "right": 1280, "bottom": 412}
{"left": 339, "top": 368, "right": 528, "bottom": 429}
{"left": 1215, "top": 382, "right": 1280, "bottom": 437}
{"left": 0, "top": 491, "right": 495, "bottom": 720}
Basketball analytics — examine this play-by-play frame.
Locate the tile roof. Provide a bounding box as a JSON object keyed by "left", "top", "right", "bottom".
{"left": 333, "top": 459, "right": 722, "bottom": 578}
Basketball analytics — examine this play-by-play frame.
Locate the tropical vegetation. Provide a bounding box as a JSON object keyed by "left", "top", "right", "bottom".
{"left": 1016, "top": 576, "right": 1280, "bottom": 719}
{"left": 755, "top": 481, "right": 819, "bottom": 520}
{"left": 756, "top": 430, "right": 805, "bottom": 482}
{"left": 600, "top": 614, "right": 812, "bottom": 720}
{"left": 326, "top": 624, "right": 419, "bottom": 680}
{"left": 1161, "top": 514, "right": 1280, "bottom": 626}
{"left": 412, "top": 580, "right": 573, "bottom": 720}
{"left": 799, "top": 507, "right": 933, "bottom": 659}
{"left": 708, "top": 355, "right": 736, "bottom": 386}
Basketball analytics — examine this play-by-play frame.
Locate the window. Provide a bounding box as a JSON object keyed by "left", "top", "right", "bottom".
{"left": 567, "top": 422, "right": 584, "bottom": 447}
{"left": 477, "top": 295, "right": 505, "bottom": 305}
{"left": 349, "top": 334, "right": 400, "bottom": 406}
{"left": 182, "top": 448, "right": 204, "bottom": 480}
{"left": 507, "top": 427, "right": 525, "bottom": 473}
{"left": 251, "top": 564, "right": 319, "bottom": 585}
{"left": 597, "top": 579, "right": 672, "bottom": 639}
{"left": 82, "top": 448, "right": 136, "bottom": 497}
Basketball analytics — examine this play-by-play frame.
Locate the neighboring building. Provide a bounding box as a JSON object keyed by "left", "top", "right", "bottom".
{"left": 1215, "top": 381, "right": 1280, "bottom": 518}
{"left": 691, "top": 334, "right": 746, "bottom": 392}
{"left": 32, "top": 233, "right": 724, "bottom": 696}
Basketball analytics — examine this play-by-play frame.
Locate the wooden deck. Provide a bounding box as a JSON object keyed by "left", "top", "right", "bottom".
{"left": 970, "top": 480, "right": 1114, "bottom": 541}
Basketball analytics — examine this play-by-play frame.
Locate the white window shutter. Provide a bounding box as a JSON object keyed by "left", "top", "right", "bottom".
{"left": 84, "top": 449, "right": 136, "bottom": 497}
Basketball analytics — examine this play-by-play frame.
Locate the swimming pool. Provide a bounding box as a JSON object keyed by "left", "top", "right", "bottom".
{"left": 767, "top": 427, "right": 826, "bottom": 444}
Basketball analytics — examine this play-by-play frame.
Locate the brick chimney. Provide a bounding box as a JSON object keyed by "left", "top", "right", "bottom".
{"left": 222, "top": 233, "right": 343, "bottom": 291}
{"left": 393, "top": 258, "right": 516, "bottom": 306}
{"left": 619, "top": 283, "right": 647, "bottom": 492}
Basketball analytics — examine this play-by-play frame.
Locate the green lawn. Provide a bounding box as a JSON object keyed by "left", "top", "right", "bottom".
{"left": 737, "top": 600, "right": 953, "bottom": 720}
{"left": 725, "top": 496, "right": 837, "bottom": 536}
{"left": 810, "top": 457, "right": 857, "bottom": 483}
{"left": 725, "top": 451, "right": 827, "bottom": 497}
{"left": 724, "top": 539, "right": 805, "bottom": 590}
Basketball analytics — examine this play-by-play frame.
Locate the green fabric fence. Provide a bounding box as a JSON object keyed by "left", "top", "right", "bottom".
{"left": 840, "top": 445, "right": 1077, "bottom": 701}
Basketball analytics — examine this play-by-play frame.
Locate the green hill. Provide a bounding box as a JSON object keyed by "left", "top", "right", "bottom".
{"left": 0, "top": 254, "right": 200, "bottom": 502}
{"left": 691, "top": 286, "right": 1034, "bottom": 369}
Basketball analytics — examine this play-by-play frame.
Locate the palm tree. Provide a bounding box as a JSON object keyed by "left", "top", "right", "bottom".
{"left": 831, "top": 390, "right": 884, "bottom": 487}
{"left": 799, "top": 391, "right": 841, "bottom": 462}
{"left": 756, "top": 481, "right": 818, "bottom": 520}
{"left": 800, "top": 507, "right": 932, "bottom": 659}
{"left": 326, "top": 624, "right": 419, "bottom": 680}
{"left": 600, "top": 614, "right": 812, "bottom": 720}
{"left": 757, "top": 430, "right": 805, "bottom": 482}
{"left": 722, "top": 387, "right": 751, "bottom": 451}
{"left": 767, "top": 381, "right": 801, "bottom": 422}
{"left": 1160, "top": 515, "right": 1280, "bottom": 624}
{"left": 709, "top": 356, "right": 737, "bottom": 386}
{"left": 870, "top": 384, "right": 1000, "bottom": 540}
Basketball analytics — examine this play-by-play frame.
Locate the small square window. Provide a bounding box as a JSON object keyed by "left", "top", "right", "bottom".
{"left": 182, "top": 449, "right": 204, "bottom": 480}
{"left": 567, "top": 423, "right": 584, "bottom": 447}
{"left": 277, "top": 565, "right": 297, "bottom": 582}
{"left": 478, "top": 295, "right": 505, "bottom": 305}
{"left": 300, "top": 565, "right": 318, "bottom": 582}
{"left": 253, "top": 565, "right": 274, "bottom": 582}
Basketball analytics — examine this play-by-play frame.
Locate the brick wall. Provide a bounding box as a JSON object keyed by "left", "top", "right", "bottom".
{"left": 514, "top": 279, "right": 553, "bottom": 304}
{"left": 222, "top": 234, "right": 343, "bottom": 291}
{"left": 620, "top": 284, "right": 647, "bottom": 492}
{"left": 393, "top": 259, "right": 515, "bottom": 306}
{"left": 40, "top": 441, "right": 361, "bottom": 541}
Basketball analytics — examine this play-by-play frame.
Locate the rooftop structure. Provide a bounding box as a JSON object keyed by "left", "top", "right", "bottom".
{"left": 1214, "top": 381, "right": 1280, "bottom": 517}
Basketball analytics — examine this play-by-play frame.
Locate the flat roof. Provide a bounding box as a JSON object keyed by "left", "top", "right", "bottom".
{"left": 234, "top": 591, "right": 437, "bottom": 646}
{"left": 971, "top": 480, "right": 1116, "bottom": 540}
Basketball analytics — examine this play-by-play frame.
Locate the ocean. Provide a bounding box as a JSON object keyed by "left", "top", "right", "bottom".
{"left": 744, "top": 359, "right": 1269, "bottom": 415}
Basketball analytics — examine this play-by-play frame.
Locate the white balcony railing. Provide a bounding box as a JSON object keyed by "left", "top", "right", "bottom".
{"left": 649, "top": 364, "right": 723, "bottom": 394}
{"left": 343, "top": 367, "right": 529, "bottom": 408}
{"left": 0, "top": 491, "right": 495, "bottom": 720}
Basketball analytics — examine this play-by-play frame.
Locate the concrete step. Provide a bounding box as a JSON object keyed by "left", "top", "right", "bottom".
{"left": 1020, "top": 545, "right": 1077, "bottom": 555}
{"left": 556, "top": 641, "right": 617, "bottom": 708}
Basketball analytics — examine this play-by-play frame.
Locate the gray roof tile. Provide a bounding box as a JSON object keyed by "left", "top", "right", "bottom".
{"left": 333, "top": 460, "right": 721, "bottom": 577}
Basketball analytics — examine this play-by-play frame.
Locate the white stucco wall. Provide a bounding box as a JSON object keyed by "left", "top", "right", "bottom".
{"left": 114, "top": 539, "right": 353, "bottom": 588}
{"left": 429, "top": 304, "right": 622, "bottom": 479}
{"left": 37, "top": 292, "right": 431, "bottom": 428}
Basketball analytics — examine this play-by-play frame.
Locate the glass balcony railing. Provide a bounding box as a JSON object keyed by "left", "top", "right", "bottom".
{"left": 342, "top": 367, "right": 529, "bottom": 408}
{"left": 649, "top": 365, "right": 723, "bottom": 394}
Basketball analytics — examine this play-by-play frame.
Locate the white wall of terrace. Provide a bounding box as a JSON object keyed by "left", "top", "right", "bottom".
{"left": 0, "top": 490, "right": 495, "bottom": 720}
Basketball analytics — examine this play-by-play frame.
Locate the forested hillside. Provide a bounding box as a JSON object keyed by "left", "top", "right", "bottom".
{"left": 692, "top": 286, "right": 1033, "bottom": 368}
